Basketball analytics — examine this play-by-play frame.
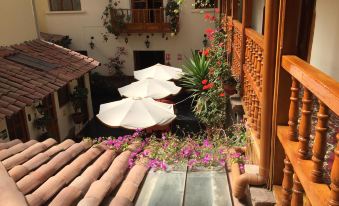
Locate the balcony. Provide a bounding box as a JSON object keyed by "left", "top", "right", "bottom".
{"left": 110, "top": 8, "right": 179, "bottom": 34}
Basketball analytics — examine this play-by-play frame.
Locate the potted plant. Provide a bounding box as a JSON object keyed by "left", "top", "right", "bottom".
{"left": 223, "top": 76, "right": 237, "bottom": 95}
{"left": 70, "top": 86, "right": 88, "bottom": 124}
{"left": 104, "top": 47, "right": 128, "bottom": 76}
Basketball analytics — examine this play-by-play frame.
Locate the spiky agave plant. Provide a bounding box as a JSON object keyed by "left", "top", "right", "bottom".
{"left": 180, "top": 51, "right": 210, "bottom": 98}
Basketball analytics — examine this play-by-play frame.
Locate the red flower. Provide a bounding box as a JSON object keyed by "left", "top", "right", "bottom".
{"left": 215, "top": 8, "right": 220, "bottom": 13}
{"left": 201, "top": 79, "right": 208, "bottom": 85}
{"left": 203, "top": 83, "right": 214, "bottom": 90}
{"left": 219, "top": 93, "right": 225, "bottom": 97}
{"left": 210, "top": 16, "right": 216, "bottom": 21}
{"left": 204, "top": 28, "right": 214, "bottom": 36}
{"left": 202, "top": 49, "right": 209, "bottom": 56}
{"left": 204, "top": 13, "right": 212, "bottom": 20}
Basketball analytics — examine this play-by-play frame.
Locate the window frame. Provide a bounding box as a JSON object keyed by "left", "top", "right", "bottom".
{"left": 49, "top": 0, "right": 82, "bottom": 12}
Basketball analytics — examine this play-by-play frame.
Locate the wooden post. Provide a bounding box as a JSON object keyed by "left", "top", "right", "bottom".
{"left": 282, "top": 156, "right": 293, "bottom": 206}
{"left": 311, "top": 101, "right": 329, "bottom": 183}
{"left": 291, "top": 174, "right": 304, "bottom": 206}
{"left": 329, "top": 133, "right": 339, "bottom": 206}
{"left": 259, "top": 0, "right": 280, "bottom": 180}
{"left": 232, "top": 0, "right": 238, "bottom": 20}
{"left": 297, "top": 88, "right": 313, "bottom": 159}
{"left": 287, "top": 77, "right": 299, "bottom": 141}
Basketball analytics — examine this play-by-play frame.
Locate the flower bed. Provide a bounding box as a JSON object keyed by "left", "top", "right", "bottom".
{"left": 86, "top": 125, "right": 247, "bottom": 172}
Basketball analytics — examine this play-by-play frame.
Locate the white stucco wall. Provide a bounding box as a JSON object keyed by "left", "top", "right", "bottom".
{"left": 310, "top": 0, "right": 339, "bottom": 81}
{"left": 54, "top": 78, "right": 94, "bottom": 141}
{"left": 35, "top": 0, "right": 215, "bottom": 76}
{"left": 250, "top": 0, "right": 265, "bottom": 34}
{"left": 0, "top": 0, "right": 38, "bottom": 46}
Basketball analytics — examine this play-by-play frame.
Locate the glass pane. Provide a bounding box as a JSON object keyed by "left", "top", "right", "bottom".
{"left": 72, "top": 0, "right": 82, "bottom": 10}
{"left": 62, "top": 0, "right": 73, "bottom": 11}
{"left": 50, "top": 0, "right": 61, "bottom": 11}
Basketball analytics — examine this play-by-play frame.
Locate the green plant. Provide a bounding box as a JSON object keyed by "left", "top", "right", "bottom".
{"left": 104, "top": 47, "right": 128, "bottom": 76}
{"left": 34, "top": 115, "right": 50, "bottom": 131}
{"left": 181, "top": 51, "right": 210, "bottom": 97}
{"left": 165, "top": 0, "right": 181, "bottom": 34}
{"left": 102, "top": 0, "right": 128, "bottom": 37}
{"left": 70, "top": 86, "right": 88, "bottom": 113}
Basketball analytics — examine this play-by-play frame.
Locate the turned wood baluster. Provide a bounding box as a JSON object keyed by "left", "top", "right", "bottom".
{"left": 298, "top": 88, "right": 313, "bottom": 159}
{"left": 253, "top": 44, "right": 259, "bottom": 78}
{"left": 282, "top": 156, "right": 294, "bottom": 206}
{"left": 291, "top": 174, "right": 304, "bottom": 206}
{"left": 245, "top": 39, "right": 250, "bottom": 64}
{"left": 253, "top": 97, "right": 259, "bottom": 131}
{"left": 329, "top": 133, "right": 339, "bottom": 206}
{"left": 255, "top": 49, "right": 262, "bottom": 87}
{"left": 288, "top": 77, "right": 299, "bottom": 141}
{"left": 257, "top": 105, "right": 261, "bottom": 139}
{"left": 250, "top": 92, "right": 256, "bottom": 129}
{"left": 250, "top": 42, "right": 256, "bottom": 75}
{"left": 248, "top": 40, "right": 253, "bottom": 73}
{"left": 311, "top": 100, "right": 329, "bottom": 183}
{"left": 260, "top": 57, "right": 264, "bottom": 92}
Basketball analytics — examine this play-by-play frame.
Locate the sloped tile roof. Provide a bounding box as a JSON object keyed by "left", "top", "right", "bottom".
{"left": 0, "top": 40, "right": 100, "bottom": 119}
{"left": 0, "top": 139, "right": 148, "bottom": 206}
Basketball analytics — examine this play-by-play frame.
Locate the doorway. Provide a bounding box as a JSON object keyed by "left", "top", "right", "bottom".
{"left": 7, "top": 110, "right": 29, "bottom": 141}
{"left": 134, "top": 51, "right": 165, "bottom": 70}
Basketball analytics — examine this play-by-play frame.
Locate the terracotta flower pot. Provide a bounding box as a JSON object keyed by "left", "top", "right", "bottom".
{"left": 223, "top": 84, "right": 237, "bottom": 95}
{"left": 72, "top": 112, "right": 84, "bottom": 124}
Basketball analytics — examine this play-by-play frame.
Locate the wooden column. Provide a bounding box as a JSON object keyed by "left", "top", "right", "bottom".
{"left": 297, "top": 88, "right": 313, "bottom": 159}
{"left": 232, "top": 0, "right": 238, "bottom": 20}
{"left": 287, "top": 77, "right": 299, "bottom": 141}
{"left": 311, "top": 101, "right": 329, "bottom": 183}
{"left": 291, "top": 174, "right": 304, "bottom": 206}
{"left": 329, "top": 133, "right": 339, "bottom": 206}
{"left": 282, "top": 156, "right": 293, "bottom": 206}
{"left": 259, "top": 0, "right": 280, "bottom": 179}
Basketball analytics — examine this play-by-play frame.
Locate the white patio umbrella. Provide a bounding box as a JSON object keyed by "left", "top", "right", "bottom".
{"left": 134, "top": 63, "right": 183, "bottom": 81}
{"left": 97, "top": 97, "right": 176, "bottom": 130}
{"left": 118, "top": 79, "right": 182, "bottom": 99}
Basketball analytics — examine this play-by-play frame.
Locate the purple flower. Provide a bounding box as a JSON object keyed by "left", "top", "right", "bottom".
{"left": 203, "top": 139, "right": 212, "bottom": 148}
{"left": 202, "top": 154, "right": 212, "bottom": 164}
{"left": 143, "top": 149, "right": 150, "bottom": 157}
{"left": 188, "top": 159, "right": 197, "bottom": 169}
{"left": 160, "top": 161, "right": 167, "bottom": 171}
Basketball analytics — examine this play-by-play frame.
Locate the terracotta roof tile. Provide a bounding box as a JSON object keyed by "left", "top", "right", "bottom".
{"left": 0, "top": 140, "right": 147, "bottom": 206}
{"left": 0, "top": 39, "right": 99, "bottom": 120}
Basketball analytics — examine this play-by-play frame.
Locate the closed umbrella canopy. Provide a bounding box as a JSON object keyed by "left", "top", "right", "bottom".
{"left": 97, "top": 97, "right": 176, "bottom": 130}
{"left": 134, "top": 63, "right": 183, "bottom": 81}
{"left": 118, "top": 79, "right": 182, "bottom": 99}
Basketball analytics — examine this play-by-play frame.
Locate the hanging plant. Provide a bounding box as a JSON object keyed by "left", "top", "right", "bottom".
{"left": 165, "top": 0, "right": 181, "bottom": 35}
{"left": 102, "top": 0, "right": 130, "bottom": 37}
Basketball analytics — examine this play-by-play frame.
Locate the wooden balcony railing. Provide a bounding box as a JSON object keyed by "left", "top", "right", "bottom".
{"left": 231, "top": 20, "right": 243, "bottom": 80}
{"left": 110, "top": 8, "right": 178, "bottom": 33}
{"left": 243, "top": 28, "right": 264, "bottom": 140}
{"left": 278, "top": 55, "right": 339, "bottom": 206}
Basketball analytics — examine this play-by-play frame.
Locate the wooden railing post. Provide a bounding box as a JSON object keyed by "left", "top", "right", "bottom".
{"left": 282, "top": 156, "right": 293, "bottom": 206}
{"left": 287, "top": 77, "right": 299, "bottom": 141}
{"left": 297, "top": 88, "right": 313, "bottom": 159}
{"left": 311, "top": 101, "right": 329, "bottom": 183}
{"left": 291, "top": 174, "right": 304, "bottom": 206}
{"left": 259, "top": 0, "right": 280, "bottom": 179}
{"left": 329, "top": 133, "right": 339, "bottom": 206}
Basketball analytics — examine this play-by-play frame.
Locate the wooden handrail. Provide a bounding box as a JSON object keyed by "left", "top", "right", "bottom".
{"left": 245, "top": 28, "right": 264, "bottom": 49}
{"left": 233, "top": 20, "right": 242, "bottom": 31}
{"left": 282, "top": 55, "right": 339, "bottom": 115}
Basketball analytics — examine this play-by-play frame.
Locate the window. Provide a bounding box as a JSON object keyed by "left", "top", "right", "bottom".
{"left": 195, "top": 0, "right": 218, "bottom": 9}
{"left": 58, "top": 85, "right": 70, "bottom": 107}
{"left": 6, "top": 53, "right": 59, "bottom": 71}
{"left": 49, "top": 0, "right": 81, "bottom": 11}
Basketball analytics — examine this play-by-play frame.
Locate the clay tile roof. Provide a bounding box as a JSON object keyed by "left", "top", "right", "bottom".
{"left": 0, "top": 139, "right": 148, "bottom": 206}
{"left": 0, "top": 39, "right": 100, "bottom": 119}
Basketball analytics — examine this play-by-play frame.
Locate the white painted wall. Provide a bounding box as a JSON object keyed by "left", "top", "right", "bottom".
{"left": 310, "top": 0, "right": 339, "bottom": 81}
{"left": 0, "top": 0, "right": 38, "bottom": 46}
{"left": 250, "top": 0, "right": 264, "bottom": 34}
{"left": 35, "top": 0, "right": 215, "bottom": 76}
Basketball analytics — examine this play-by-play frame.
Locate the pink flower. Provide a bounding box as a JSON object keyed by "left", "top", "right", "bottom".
{"left": 202, "top": 154, "right": 212, "bottom": 164}
{"left": 215, "top": 8, "right": 220, "bottom": 13}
